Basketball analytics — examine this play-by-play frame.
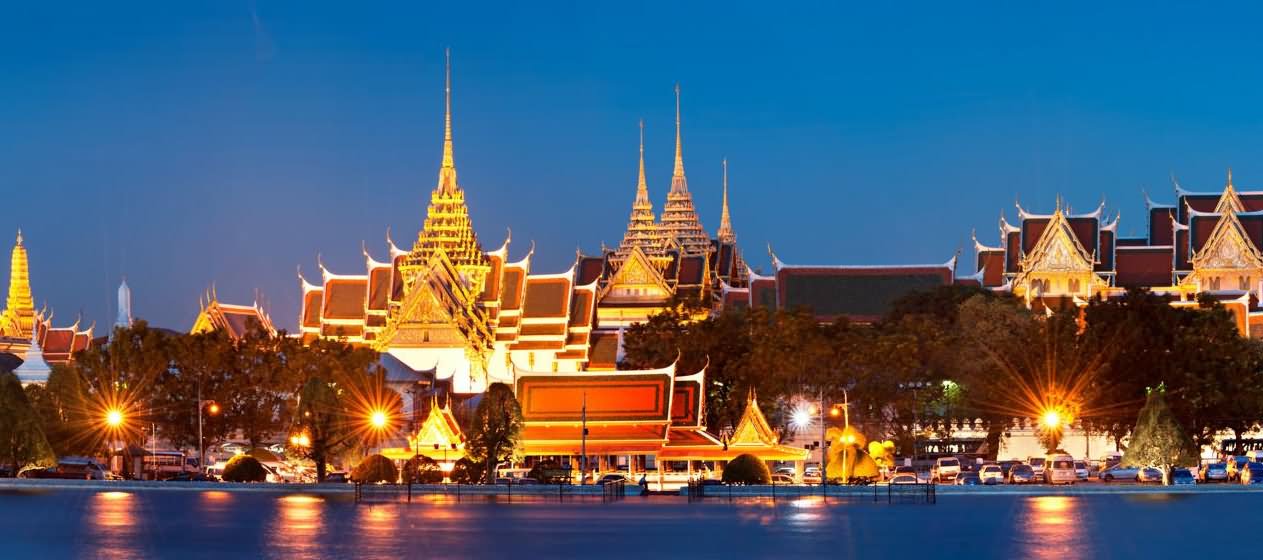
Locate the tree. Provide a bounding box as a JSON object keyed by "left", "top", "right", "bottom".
{"left": 221, "top": 454, "right": 267, "bottom": 482}
{"left": 0, "top": 372, "right": 55, "bottom": 473}
{"left": 449, "top": 457, "right": 483, "bottom": 484}
{"left": 153, "top": 331, "right": 232, "bottom": 453}
{"left": 1124, "top": 384, "right": 1197, "bottom": 485}
{"left": 351, "top": 453, "right": 398, "bottom": 483}
{"left": 722, "top": 453, "right": 770, "bottom": 485}
{"left": 468, "top": 383, "right": 523, "bottom": 484}
{"left": 26, "top": 365, "right": 96, "bottom": 457}
{"left": 225, "top": 330, "right": 289, "bottom": 448}
{"left": 294, "top": 376, "right": 346, "bottom": 483}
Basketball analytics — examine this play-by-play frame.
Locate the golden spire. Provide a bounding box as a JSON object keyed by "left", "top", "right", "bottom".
{"left": 671, "top": 83, "right": 686, "bottom": 191}
{"left": 1, "top": 228, "right": 36, "bottom": 338}
{"left": 635, "top": 119, "right": 650, "bottom": 208}
{"left": 1228, "top": 167, "right": 1234, "bottom": 189}
{"left": 437, "top": 47, "right": 458, "bottom": 195}
{"left": 717, "top": 158, "right": 736, "bottom": 244}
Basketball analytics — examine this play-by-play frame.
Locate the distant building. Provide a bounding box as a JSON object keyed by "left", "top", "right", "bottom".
{"left": 0, "top": 230, "right": 94, "bottom": 365}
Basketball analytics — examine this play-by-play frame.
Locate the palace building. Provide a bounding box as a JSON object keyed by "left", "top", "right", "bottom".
{"left": 0, "top": 231, "right": 95, "bottom": 381}
{"left": 970, "top": 171, "right": 1263, "bottom": 336}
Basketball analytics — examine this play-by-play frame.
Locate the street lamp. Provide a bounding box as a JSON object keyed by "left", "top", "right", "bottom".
{"left": 197, "top": 397, "right": 220, "bottom": 474}
{"left": 1041, "top": 409, "right": 1062, "bottom": 430}
{"left": 370, "top": 410, "right": 388, "bottom": 429}
{"left": 106, "top": 409, "right": 124, "bottom": 428}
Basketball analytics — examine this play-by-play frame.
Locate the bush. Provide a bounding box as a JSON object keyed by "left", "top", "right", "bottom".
{"left": 221, "top": 455, "right": 268, "bottom": 482}
{"left": 403, "top": 456, "right": 444, "bottom": 484}
{"left": 351, "top": 454, "right": 398, "bottom": 483}
{"left": 449, "top": 458, "right": 483, "bottom": 484}
{"left": 722, "top": 454, "right": 770, "bottom": 485}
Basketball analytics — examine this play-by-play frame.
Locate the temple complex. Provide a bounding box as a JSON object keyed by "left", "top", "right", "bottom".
{"left": 970, "top": 170, "right": 1263, "bottom": 336}
{"left": 190, "top": 289, "right": 277, "bottom": 339}
{"left": 0, "top": 230, "right": 94, "bottom": 367}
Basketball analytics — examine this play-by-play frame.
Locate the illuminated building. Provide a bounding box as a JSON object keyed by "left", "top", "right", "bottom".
{"left": 0, "top": 230, "right": 94, "bottom": 367}
{"left": 970, "top": 170, "right": 1263, "bottom": 336}
{"left": 190, "top": 287, "right": 276, "bottom": 339}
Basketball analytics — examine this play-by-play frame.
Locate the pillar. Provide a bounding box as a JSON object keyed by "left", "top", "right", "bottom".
{"left": 794, "top": 460, "right": 805, "bottom": 483}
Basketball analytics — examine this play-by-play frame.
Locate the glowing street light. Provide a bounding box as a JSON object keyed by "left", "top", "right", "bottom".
{"left": 1041, "top": 409, "right": 1063, "bottom": 429}
{"left": 370, "top": 410, "right": 388, "bottom": 430}
{"left": 106, "top": 409, "right": 124, "bottom": 428}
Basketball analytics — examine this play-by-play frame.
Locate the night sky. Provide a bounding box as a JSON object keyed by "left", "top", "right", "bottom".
{"left": 4, "top": 2, "right": 1263, "bottom": 332}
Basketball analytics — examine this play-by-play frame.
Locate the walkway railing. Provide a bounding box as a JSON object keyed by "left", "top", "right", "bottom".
{"left": 685, "top": 480, "right": 936, "bottom": 505}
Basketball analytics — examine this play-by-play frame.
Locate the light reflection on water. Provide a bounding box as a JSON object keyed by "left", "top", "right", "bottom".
{"left": 269, "top": 495, "right": 326, "bottom": 560}
{"left": 1016, "top": 496, "right": 1087, "bottom": 559}
{"left": 89, "top": 491, "right": 138, "bottom": 560}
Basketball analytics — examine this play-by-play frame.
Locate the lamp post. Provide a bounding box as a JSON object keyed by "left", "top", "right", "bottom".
{"left": 105, "top": 408, "right": 124, "bottom": 475}
{"left": 196, "top": 380, "right": 220, "bottom": 473}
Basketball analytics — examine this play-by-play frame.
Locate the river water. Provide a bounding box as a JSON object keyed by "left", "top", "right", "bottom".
{"left": 0, "top": 487, "right": 1231, "bottom": 558}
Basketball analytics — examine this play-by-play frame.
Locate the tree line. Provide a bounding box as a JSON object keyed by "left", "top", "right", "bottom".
{"left": 621, "top": 287, "right": 1263, "bottom": 459}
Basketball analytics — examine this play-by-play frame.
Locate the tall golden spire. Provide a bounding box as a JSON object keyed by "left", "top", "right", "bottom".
{"left": 616, "top": 120, "right": 660, "bottom": 260}
{"left": 657, "top": 83, "right": 710, "bottom": 255}
{"left": 717, "top": 158, "right": 736, "bottom": 244}
{"left": 405, "top": 48, "right": 489, "bottom": 293}
{"left": 670, "top": 83, "right": 686, "bottom": 191}
{"left": 437, "top": 47, "right": 458, "bottom": 195}
{"left": 0, "top": 228, "right": 36, "bottom": 338}
{"left": 635, "top": 119, "right": 650, "bottom": 208}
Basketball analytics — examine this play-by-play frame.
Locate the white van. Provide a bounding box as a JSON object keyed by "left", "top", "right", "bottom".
{"left": 1246, "top": 450, "right": 1263, "bottom": 463}
{"left": 932, "top": 456, "right": 961, "bottom": 482}
{"left": 1044, "top": 454, "right": 1077, "bottom": 485}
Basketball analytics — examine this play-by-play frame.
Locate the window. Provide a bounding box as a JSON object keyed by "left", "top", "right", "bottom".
{"left": 1240, "top": 276, "right": 1250, "bottom": 291}
{"left": 1069, "top": 278, "right": 1081, "bottom": 293}
{"left": 1209, "top": 277, "right": 1221, "bottom": 291}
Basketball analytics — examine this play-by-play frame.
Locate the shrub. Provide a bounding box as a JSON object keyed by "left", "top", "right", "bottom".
{"left": 722, "top": 454, "right": 770, "bottom": 485}
{"left": 450, "top": 458, "right": 483, "bottom": 484}
{"left": 221, "top": 455, "right": 268, "bottom": 482}
{"left": 403, "top": 456, "right": 444, "bottom": 484}
{"left": 351, "top": 454, "right": 398, "bottom": 484}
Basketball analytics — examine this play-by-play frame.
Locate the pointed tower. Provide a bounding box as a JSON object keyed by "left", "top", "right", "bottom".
{"left": 717, "top": 158, "right": 736, "bottom": 244}
{"left": 656, "top": 84, "right": 711, "bottom": 255}
{"left": 0, "top": 229, "right": 35, "bottom": 338}
{"left": 403, "top": 49, "right": 491, "bottom": 294}
{"left": 615, "top": 120, "right": 661, "bottom": 260}
{"left": 13, "top": 327, "right": 50, "bottom": 386}
{"left": 115, "top": 277, "right": 133, "bottom": 330}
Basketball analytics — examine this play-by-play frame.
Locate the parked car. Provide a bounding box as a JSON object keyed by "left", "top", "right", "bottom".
{"left": 164, "top": 472, "right": 217, "bottom": 482}
{"left": 931, "top": 456, "right": 961, "bottom": 482}
{"left": 1099, "top": 465, "right": 1140, "bottom": 482}
{"left": 20, "top": 458, "right": 109, "bottom": 480}
{"left": 1228, "top": 456, "right": 1250, "bottom": 481}
{"left": 1073, "top": 461, "right": 1089, "bottom": 481}
{"left": 1044, "top": 454, "right": 1077, "bottom": 485}
{"left": 955, "top": 472, "right": 982, "bottom": 486}
{"left": 322, "top": 472, "right": 349, "bottom": 483}
{"left": 597, "top": 473, "right": 627, "bottom": 484}
{"left": 979, "top": 464, "right": 1004, "bottom": 485}
{"left": 998, "top": 460, "right": 1021, "bottom": 478}
{"left": 1200, "top": 462, "right": 1229, "bottom": 483}
{"left": 1242, "top": 463, "right": 1263, "bottom": 485}
{"left": 1137, "top": 467, "right": 1163, "bottom": 483}
{"left": 889, "top": 473, "right": 919, "bottom": 485}
{"left": 1171, "top": 468, "right": 1196, "bottom": 485}
{"left": 770, "top": 474, "right": 795, "bottom": 484}
{"left": 219, "top": 442, "right": 248, "bottom": 456}
{"left": 1027, "top": 457, "right": 1047, "bottom": 479}
{"left": 1008, "top": 464, "right": 1036, "bottom": 484}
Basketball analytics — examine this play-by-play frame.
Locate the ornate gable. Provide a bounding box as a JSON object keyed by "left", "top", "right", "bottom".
{"left": 600, "top": 246, "right": 673, "bottom": 302}
{"left": 1190, "top": 211, "right": 1263, "bottom": 271}
{"left": 1019, "top": 208, "right": 1094, "bottom": 273}
{"left": 380, "top": 249, "right": 493, "bottom": 355}
{"left": 729, "top": 392, "right": 779, "bottom": 447}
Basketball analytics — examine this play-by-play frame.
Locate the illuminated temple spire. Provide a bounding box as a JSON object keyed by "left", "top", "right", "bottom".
{"left": 438, "top": 47, "right": 457, "bottom": 195}
{"left": 656, "top": 84, "right": 711, "bottom": 255}
{"left": 616, "top": 120, "right": 660, "bottom": 259}
{"left": 0, "top": 229, "right": 35, "bottom": 338}
{"left": 717, "top": 158, "right": 736, "bottom": 244}
{"left": 404, "top": 49, "right": 490, "bottom": 292}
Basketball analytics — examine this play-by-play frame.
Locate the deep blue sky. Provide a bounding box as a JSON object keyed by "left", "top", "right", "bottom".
{"left": 4, "top": 2, "right": 1263, "bottom": 332}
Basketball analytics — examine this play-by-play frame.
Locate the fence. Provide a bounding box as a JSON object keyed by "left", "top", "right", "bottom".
{"left": 354, "top": 479, "right": 630, "bottom": 504}
{"left": 686, "top": 480, "right": 936, "bottom": 505}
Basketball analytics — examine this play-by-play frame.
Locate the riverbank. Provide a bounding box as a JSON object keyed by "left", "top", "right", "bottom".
{"left": 3, "top": 478, "right": 1262, "bottom": 497}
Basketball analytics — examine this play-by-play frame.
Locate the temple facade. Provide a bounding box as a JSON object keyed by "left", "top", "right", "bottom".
{"left": 970, "top": 171, "right": 1263, "bottom": 336}
{"left": 0, "top": 230, "right": 95, "bottom": 369}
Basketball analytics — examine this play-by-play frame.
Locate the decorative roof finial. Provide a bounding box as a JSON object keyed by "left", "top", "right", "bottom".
{"left": 635, "top": 119, "right": 649, "bottom": 204}
{"left": 15, "top": 228, "right": 22, "bottom": 245}
{"left": 437, "top": 47, "right": 458, "bottom": 195}
{"left": 717, "top": 158, "right": 736, "bottom": 244}
{"left": 1227, "top": 167, "right": 1234, "bottom": 188}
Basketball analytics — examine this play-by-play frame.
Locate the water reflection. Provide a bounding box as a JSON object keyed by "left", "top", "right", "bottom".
{"left": 1016, "top": 496, "right": 1087, "bottom": 559}
{"left": 90, "top": 491, "right": 138, "bottom": 560}
{"left": 269, "top": 495, "right": 325, "bottom": 559}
